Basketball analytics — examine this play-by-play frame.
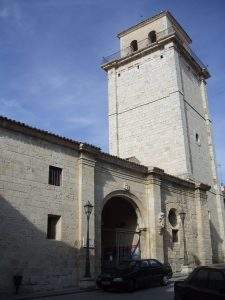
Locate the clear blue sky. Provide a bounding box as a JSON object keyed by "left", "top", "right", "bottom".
{"left": 0, "top": 0, "right": 224, "bottom": 183}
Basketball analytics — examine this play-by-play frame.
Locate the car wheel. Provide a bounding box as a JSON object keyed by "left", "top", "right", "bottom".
{"left": 127, "top": 279, "right": 135, "bottom": 292}
{"left": 161, "top": 275, "right": 169, "bottom": 286}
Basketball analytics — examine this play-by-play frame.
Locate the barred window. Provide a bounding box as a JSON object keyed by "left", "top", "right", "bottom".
{"left": 47, "top": 214, "right": 61, "bottom": 240}
{"left": 172, "top": 229, "right": 178, "bottom": 243}
{"left": 48, "top": 166, "right": 62, "bottom": 186}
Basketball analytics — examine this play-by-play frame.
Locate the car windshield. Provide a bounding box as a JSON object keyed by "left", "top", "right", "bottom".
{"left": 117, "top": 261, "right": 138, "bottom": 270}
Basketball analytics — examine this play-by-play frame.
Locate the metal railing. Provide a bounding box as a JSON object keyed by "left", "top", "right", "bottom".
{"left": 102, "top": 26, "right": 207, "bottom": 70}
{"left": 187, "top": 47, "right": 207, "bottom": 71}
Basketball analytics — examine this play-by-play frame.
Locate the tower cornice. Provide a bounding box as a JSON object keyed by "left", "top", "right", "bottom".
{"left": 101, "top": 33, "right": 210, "bottom": 79}
{"left": 117, "top": 11, "right": 192, "bottom": 44}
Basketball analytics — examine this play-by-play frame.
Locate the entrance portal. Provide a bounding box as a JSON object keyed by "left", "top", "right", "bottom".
{"left": 101, "top": 197, "right": 141, "bottom": 269}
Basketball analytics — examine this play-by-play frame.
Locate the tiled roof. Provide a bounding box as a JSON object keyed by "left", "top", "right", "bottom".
{"left": 0, "top": 115, "right": 100, "bottom": 151}
{"left": 0, "top": 115, "right": 210, "bottom": 190}
{"left": 0, "top": 115, "right": 147, "bottom": 172}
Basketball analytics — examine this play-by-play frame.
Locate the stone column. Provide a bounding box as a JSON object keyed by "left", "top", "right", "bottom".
{"left": 195, "top": 183, "right": 212, "bottom": 265}
{"left": 77, "top": 146, "right": 96, "bottom": 287}
{"left": 146, "top": 167, "right": 164, "bottom": 262}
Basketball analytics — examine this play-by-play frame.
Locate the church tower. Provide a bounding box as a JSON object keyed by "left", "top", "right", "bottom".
{"left": 102, "top": 11, "right": 225, "bottom": 261}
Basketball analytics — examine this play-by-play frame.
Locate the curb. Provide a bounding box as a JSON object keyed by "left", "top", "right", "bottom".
{"left": 3, "top": 275, "right": 188, "bottom": 299}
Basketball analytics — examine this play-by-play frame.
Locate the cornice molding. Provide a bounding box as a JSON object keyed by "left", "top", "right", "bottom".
{"left": 102, "top": 35, "right": 209, "bottom": 79}
{"left": 195, "top": 183, "right": 211, "bottom": 192}
{"left": 117, "top": 11, "right": 192, "bottom": 44}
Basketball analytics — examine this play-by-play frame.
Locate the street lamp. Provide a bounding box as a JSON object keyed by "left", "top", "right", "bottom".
{"left": 179, "top": 210, "right": 188, "bottom": 266}
{"left": 84, "top": 201, "right": 94, "bottom": 278}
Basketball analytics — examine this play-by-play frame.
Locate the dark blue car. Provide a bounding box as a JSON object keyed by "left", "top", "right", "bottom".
{"left": 96, "top": 259, "right": 172, "bottom": 292}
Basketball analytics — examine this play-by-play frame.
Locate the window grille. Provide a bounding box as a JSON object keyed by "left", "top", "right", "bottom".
{"left": 49, "top": 166, "right": 62, "bottom": 186}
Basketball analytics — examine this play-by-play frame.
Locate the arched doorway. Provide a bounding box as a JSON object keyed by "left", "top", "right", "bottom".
{"left": 101, "top": 196, "right": 141, "bottom": 269}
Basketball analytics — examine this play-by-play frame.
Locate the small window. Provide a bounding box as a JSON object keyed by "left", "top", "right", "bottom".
{"left": 130, "top": 40, "right": 138, "bottom": 52}
{"left": 172, "top": 229, "right": 178, "bottom": 243}
{"left": 47, "top": 214, "right": 61, "bottom": 240}
{"left": 148, "top": 31, "right": 157, "bottom": 43}
{"left": 49, "top": 166, "right": 62, "bottom": 186}
{"left": 196, "top": 133, "right": 200, "bottom": 144}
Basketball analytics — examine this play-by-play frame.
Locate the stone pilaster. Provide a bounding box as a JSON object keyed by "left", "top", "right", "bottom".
{"left": 146, "top": 168, "right": 164, "bottom": 262}
{"left": 200, "top": 79, "right": 225, "bottom": 261}
{"left": 78, "top": 148, "right": 96, "bottom": 282}
{"left": 195, "top": 184, "right": 212, "bottom": 265}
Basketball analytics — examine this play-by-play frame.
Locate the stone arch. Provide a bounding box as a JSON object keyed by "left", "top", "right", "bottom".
{"left": 100, "top": 190, "right": 146, "bottom": 269}
{"left": 130, "top": 40, "right": 138, "bottom": 52}
{"left": 148, "top": 30, "right": 157, "bottom": 43}
{"left": 100, "top": 190, "right": 146, "bottom": 229}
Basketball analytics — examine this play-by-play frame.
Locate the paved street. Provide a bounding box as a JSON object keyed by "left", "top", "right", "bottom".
{"left": 34, "top": 283, "right": 174, "bottom": 300}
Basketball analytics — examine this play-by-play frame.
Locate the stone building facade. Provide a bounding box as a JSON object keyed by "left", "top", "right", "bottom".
{"left": 0, "top": 11, "right": 224, "bottom": 296}
{"left": 103, "top": 11, "right": 225, "bottom": 263}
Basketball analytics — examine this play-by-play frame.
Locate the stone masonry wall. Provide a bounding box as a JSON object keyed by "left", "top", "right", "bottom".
{"left": 177, "top": 53, "right": 225, "bottom": 261}
{"left": 108, "top": 42, "right": 189, "bottom": 177}
{"left": 178, "top": 55, "right": 214, "bottom": 184}
{"left": 119, "top": 15, "right": 168, "bottom": 54}
{"left": 0, "top": 127, "right": 80, "bottom": 294}
{"left": 161, "top": 182, "right": 212, "bottom": 273}
{"left": 0, "top": 122, "right": 215, "bottom": 295}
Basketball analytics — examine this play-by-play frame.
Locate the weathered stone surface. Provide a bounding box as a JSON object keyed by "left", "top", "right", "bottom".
{"left": 106, "top": 11, "right": 225, "bottom": 266}
{"left": 0, "top": 10, "right": 224, "bottom": 297}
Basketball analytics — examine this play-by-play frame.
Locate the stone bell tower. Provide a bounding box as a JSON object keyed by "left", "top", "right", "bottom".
{"left": 102, "top": 11, "right": 225, "bottom": 261}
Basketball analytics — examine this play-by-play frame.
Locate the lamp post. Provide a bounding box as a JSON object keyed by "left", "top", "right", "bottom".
{"left": 84, "top": 201, "right": 93, "bottom": 278}
{"left": 179, "top": 210, "right": 188, "bottom": 266}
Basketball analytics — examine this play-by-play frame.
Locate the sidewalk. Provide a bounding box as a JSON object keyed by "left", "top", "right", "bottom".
{"left": 172, "top": 273, "right": 188, "bottom": 281}
{"left": 2, "top": 274, "right": 188, "bottom": 300}
{"left": 0, "top": 286, "right": 97, "bottom": 300}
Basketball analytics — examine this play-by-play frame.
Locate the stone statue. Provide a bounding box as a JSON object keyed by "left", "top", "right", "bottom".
{"left": 158, "top": 212, "right": 165, "bottom": 230}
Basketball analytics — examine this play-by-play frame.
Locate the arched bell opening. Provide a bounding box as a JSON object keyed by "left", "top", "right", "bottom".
{"left": 101, "top": 196, "right": 142, "bottom": 270}
{"left": 148, "top": 30, "right": 157, "bottom": 43}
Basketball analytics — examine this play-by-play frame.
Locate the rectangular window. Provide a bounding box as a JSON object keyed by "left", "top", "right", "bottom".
{"left": 48, "top": 166, "right": 62, "bottom": 186}
{"left": 172, "top": 229, "right": 178, "bottom": 243}
{"left": 47, "top": 214, "right": 61, "bottom": 240}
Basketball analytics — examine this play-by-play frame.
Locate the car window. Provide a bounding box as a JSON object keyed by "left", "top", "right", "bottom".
{"left": 149, "top": 260, "right": 161, "bottom": 267}
{"left": 117, "top": 261, "right": 138, "bottom": 270}
{"left": 140, "top": 260, "right": 149, "bottom": 268}
{"left": 208, "top": 270, "right": 225, "bottom": 292}
{"left": 190, "top": 268, "right": 208, "bottom": 288}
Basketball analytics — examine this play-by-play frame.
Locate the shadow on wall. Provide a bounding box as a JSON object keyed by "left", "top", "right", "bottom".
{"left": 210, "top": 220, "right": 223, "bottom": 263}
{"left": 0, "top": 194, "right": 93, "bottom": 296}
{"left": 94, "top": 167, "right": 116, "bottom": 275}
